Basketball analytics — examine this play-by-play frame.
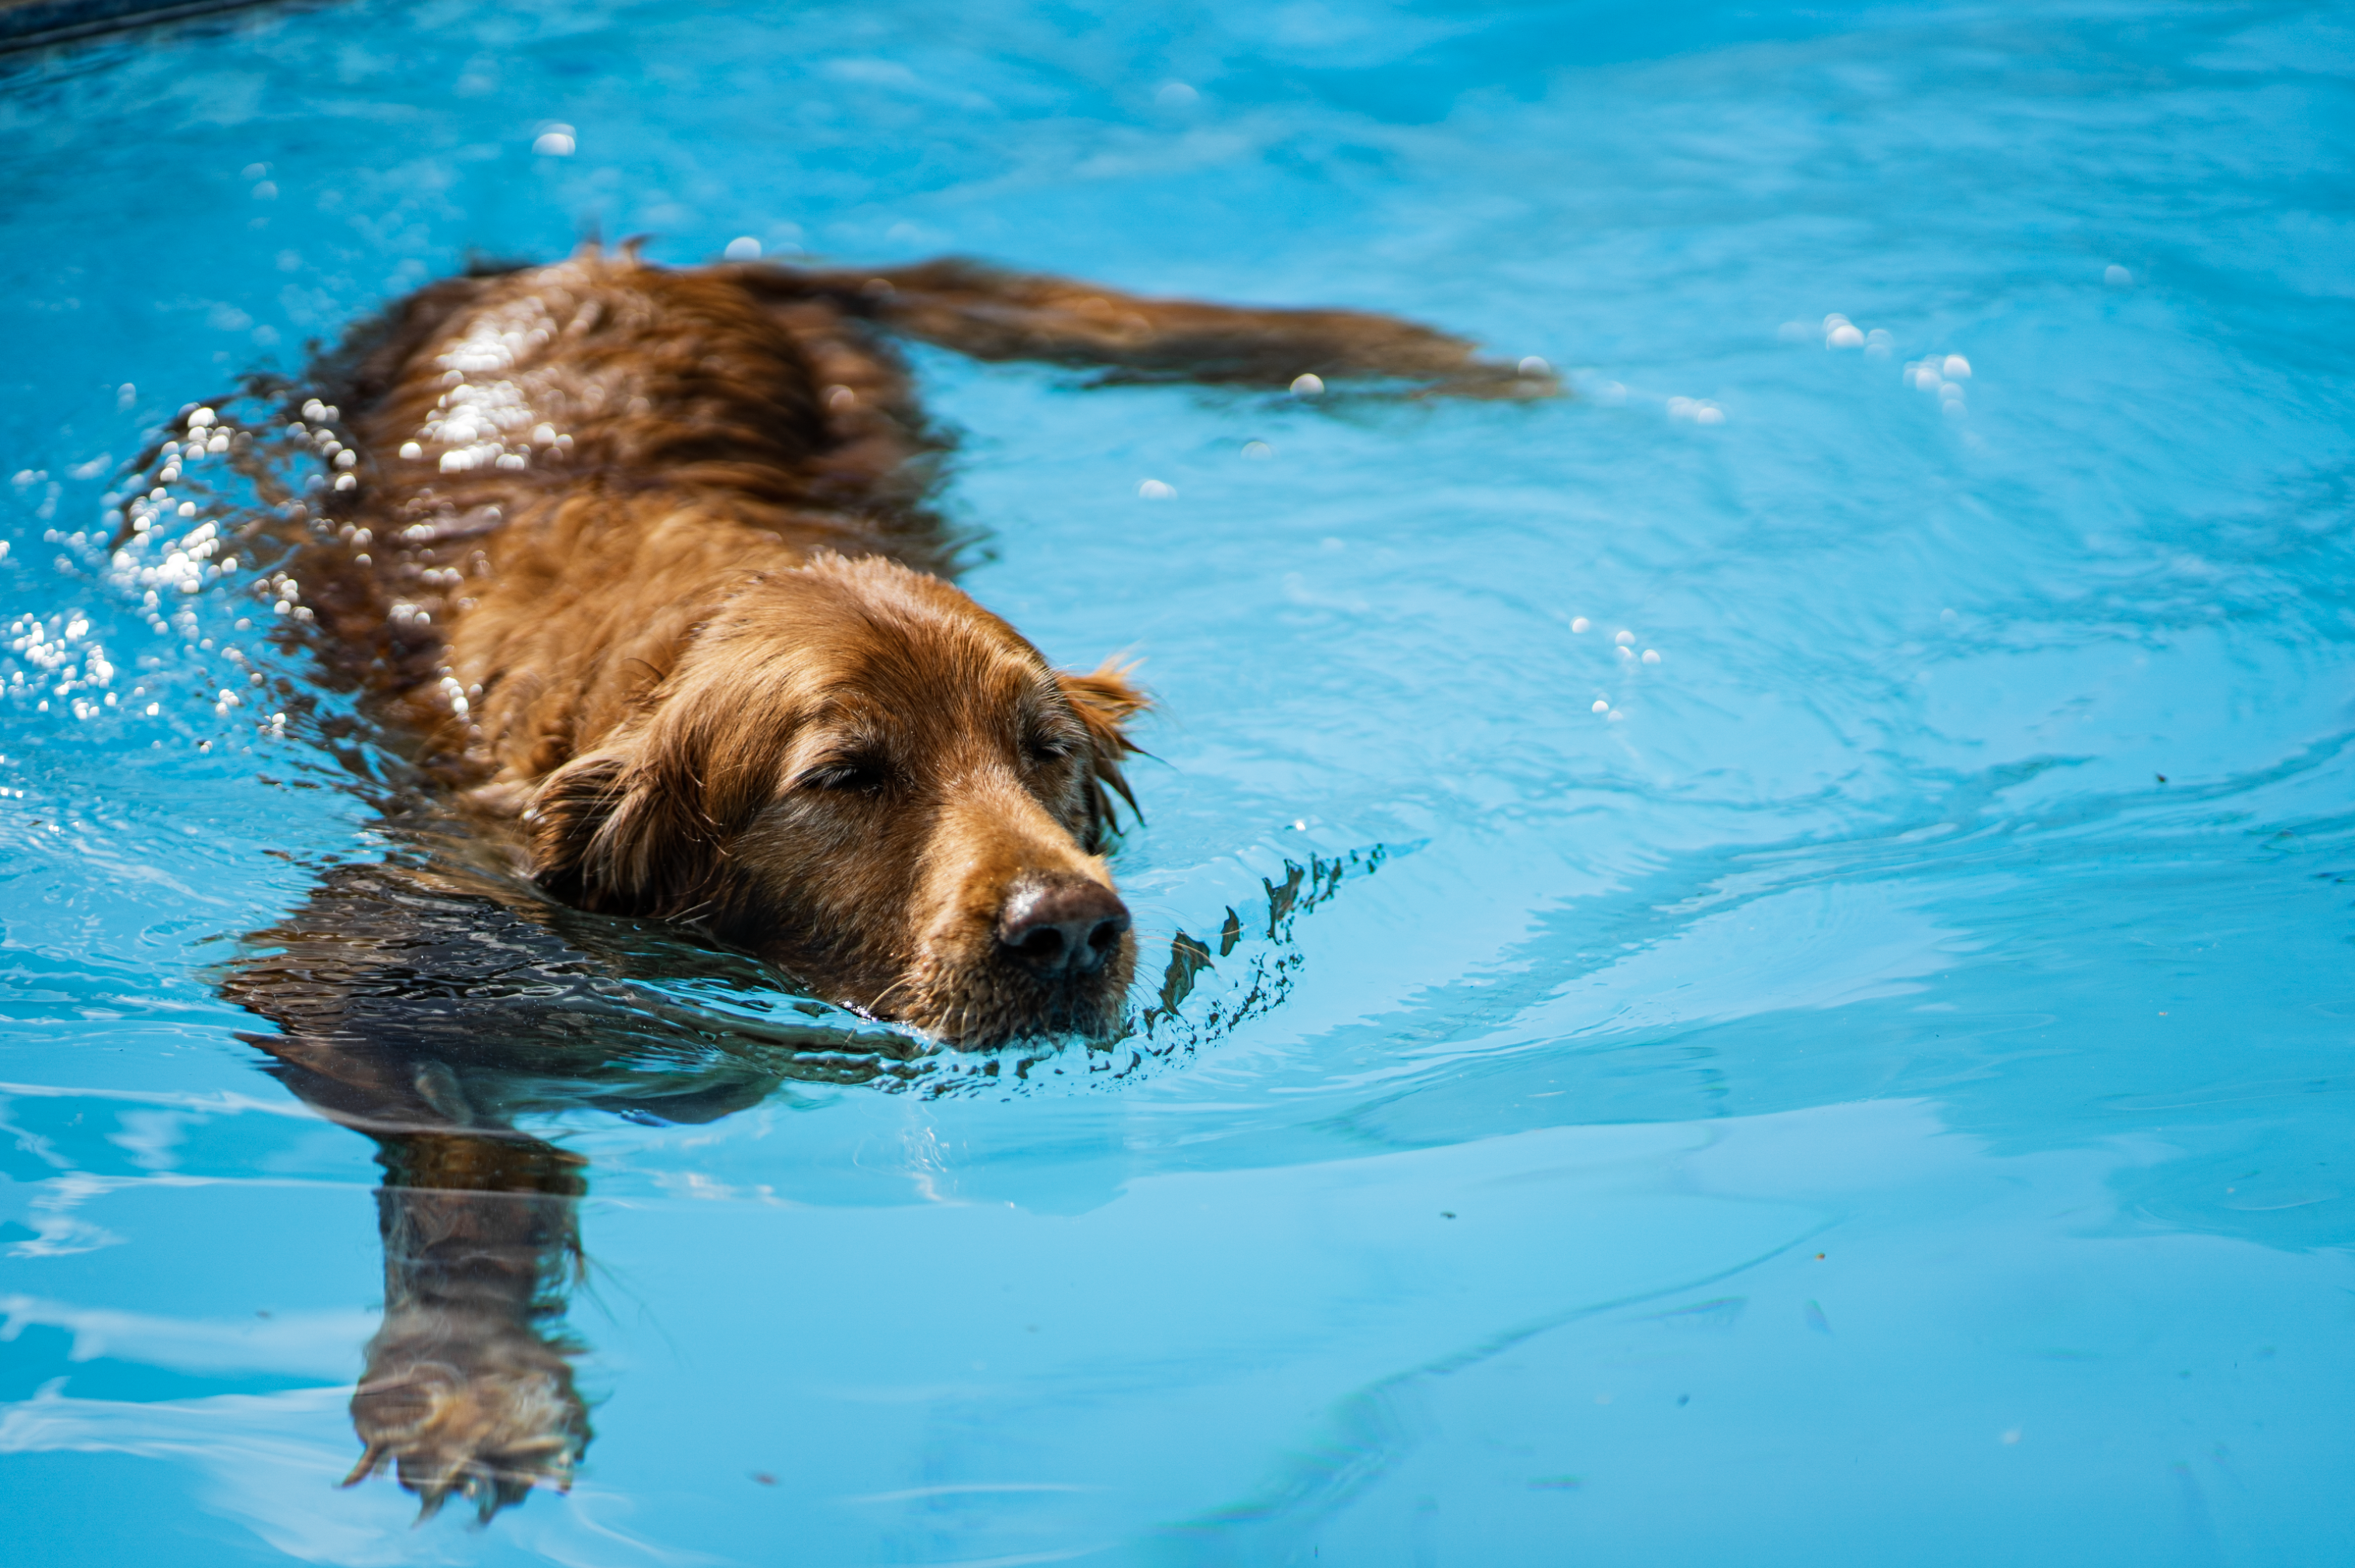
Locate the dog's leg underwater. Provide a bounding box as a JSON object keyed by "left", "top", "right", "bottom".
{"left": 228, "top": 866, "right": 599, "bottom": 1522}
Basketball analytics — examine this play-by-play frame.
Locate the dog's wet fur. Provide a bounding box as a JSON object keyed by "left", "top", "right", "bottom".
{"left": 271, "top": 249, "right": 1544, "bottom": 1046}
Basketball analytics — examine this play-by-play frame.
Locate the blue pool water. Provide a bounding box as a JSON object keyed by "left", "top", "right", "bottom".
{"left": 4, "top": 0, "right": 2353, "bottom": 1560}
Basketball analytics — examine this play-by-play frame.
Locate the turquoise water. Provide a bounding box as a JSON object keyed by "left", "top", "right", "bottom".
{"left": 4, "top": 0, "right": 2353, "bottom": 1560}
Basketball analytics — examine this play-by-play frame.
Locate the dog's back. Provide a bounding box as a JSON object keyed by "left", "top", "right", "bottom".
{"left": 286, "top": 249, "right": 1548, "bottom": 787}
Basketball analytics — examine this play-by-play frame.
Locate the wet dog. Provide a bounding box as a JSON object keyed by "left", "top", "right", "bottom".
{"left": 261, "top": 248, "right": 1544, "bottom": 1046}
{"left": 196, "top": 251, "right": 1544, "bottom": 1519}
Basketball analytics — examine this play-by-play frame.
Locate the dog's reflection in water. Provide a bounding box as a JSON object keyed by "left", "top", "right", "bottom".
{"left": 225, "top": 854, "right": 914, "bottom": 1521}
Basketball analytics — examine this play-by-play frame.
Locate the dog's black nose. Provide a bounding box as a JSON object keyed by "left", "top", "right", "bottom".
{"left": 997, "top": 878, "right": 1130, "bottom": 978}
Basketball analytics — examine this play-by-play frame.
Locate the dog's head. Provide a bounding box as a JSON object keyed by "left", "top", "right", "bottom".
{"left": 524, "top": 553, "right": 1146, "bottom": 1046}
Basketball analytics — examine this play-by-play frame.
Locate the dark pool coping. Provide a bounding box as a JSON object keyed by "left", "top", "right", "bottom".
{"left": 0, "top": 0, "right": 295, "bottom": 54}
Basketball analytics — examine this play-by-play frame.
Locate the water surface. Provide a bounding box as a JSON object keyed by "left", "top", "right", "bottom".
{"left": 2, "top": 1, "right": 2353, "bottom": 1563}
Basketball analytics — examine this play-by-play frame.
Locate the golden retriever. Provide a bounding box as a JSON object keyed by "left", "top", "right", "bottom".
{"left": 194, "top": 248, "right": 1543, "bottom": 1518}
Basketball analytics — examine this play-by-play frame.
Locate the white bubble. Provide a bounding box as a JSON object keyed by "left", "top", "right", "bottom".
{"left": 1289, "top": 373, "right": 1324, "bottom": 398}
{"left": 1570, "top": 616, "right": 1590, "bottom": 633}
{"left": 533, "top": 131, "right": 577, "bottom": 157}
{"left": 1642, "top": 649, "right": 1660, "bottom": 664}
{"left": 724, "top": 236, "right": 762, "bottom": 261}
{"left": 1614, "top": 630, "right": 1635, "bottom": 645}
{"left": 1137, "top": 478, "right": 1177, "bottom": 500}
{"left": 241, "top": 162, "right": 269, "bottom": 180}
{"left": 188, "top": 408, "right": 216, "bottom": 428}
{"left": 1941, "top": 354, "right": 1972, "bottom": 380}
{"left": 1617, "top": 644, "right": 1635, "bottom": 660}
{"left": 1155, "top": 82, "right": 1200, "bottom": 109}
{"left": 1606, "top": 709, "right": 1625, "bottom": 723}
{"left": 1518, "top": 356, "right": 1551, "bottom": 377}
{"left": 144, "top": 702, "right": 159, "bottom": 716}
{"left": 2104, "top": 265, "right": 2133, "bottom": 287}
{"left": 251, "top": 182, "right": 277, "bottom": 201}
{"left": 1864, "top": 328, "right": 1894, "bottom": 356}
{"left": 1937, "top": 382, "right": 1962, "bottom": 400}
{"left": 1694, "top": 405, "right": 1725, "bottom": 425}
{"left": 1822, "top": 314, "right": 1851, "bottom": 330}
{"left": 1591, "top": 699, "right": 1609, "bottom": 713}
{"left": 399, "top": 442, "right": 423, "bottom": 460}
{"left": 1241, "top": 440, "right": 1273, "bottom": 460}
{"left": 1826, "top": 324, "right": 1864, "bottom": 349}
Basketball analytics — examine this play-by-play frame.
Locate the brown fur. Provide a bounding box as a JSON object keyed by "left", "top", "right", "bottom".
{"left": 258, "top": 248, "right": 1542, "bottom": 1046}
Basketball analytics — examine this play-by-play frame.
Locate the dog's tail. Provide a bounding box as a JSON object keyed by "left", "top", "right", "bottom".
{"left": 736, "top": 258, "right": 1556, "bottom": 398}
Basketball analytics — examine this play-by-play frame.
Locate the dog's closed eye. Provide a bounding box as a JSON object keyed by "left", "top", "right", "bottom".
{"left": 795, "top": 755, "right": 892, "bottom": 794}
{"left": 1023, "top": 727, "right": 1084, "bottom": 765}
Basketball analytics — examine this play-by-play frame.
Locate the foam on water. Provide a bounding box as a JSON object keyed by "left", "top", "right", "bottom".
{"left": 2, "top": 1, "right": 2353, "bottom": 1563}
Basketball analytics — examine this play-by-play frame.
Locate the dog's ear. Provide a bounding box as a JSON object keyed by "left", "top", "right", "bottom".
{"left": 1058, "top": 660, "right": 1150, "bottom": 850}
{"left": 524, "top": 741, "right": 713, "bottom": 914}
{"left": 525, "top": 751, "right": 633, "bottom": 908}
